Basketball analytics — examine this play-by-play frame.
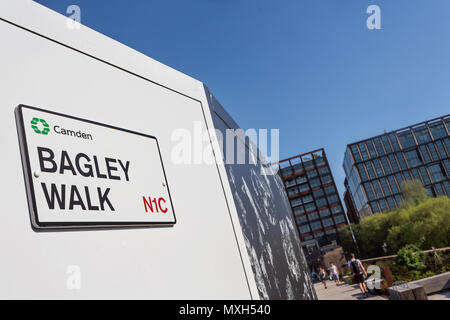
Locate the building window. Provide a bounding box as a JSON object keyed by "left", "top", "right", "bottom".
{"left": 331, "top": 205, "right": 343, "bottom": 214}
{"left": 302, "top": 194, "right": 313, "bottom": 203}
{"left": 435, "top": 140, "right": 447, "bottom": 159}
{"left": 372, "top": 180, "right": 383, "bottom": 199}
{"left": 366, "top": 141, "right": 377, "bottom": 158}
{"left": 444, "top": 159, "right": 450, "bottom": 177}
{"left": 315, "top": 156, "right": 326, "bottom": 166}
{"left": 444, "top": 181, "right": 450, "bottom": 196}
{"left": 334, "top": 215, "right": 346, "bottom": 224}
{"left": 296, "top": 215, "right": 307, "bottom": 224}
{"left": 389, "top": 133, "right": 401, "bottom": 151}
{"left": 419, "top": 167, "right": 431, "bottom": 185}
{"left": 374, "top": 138, "right": 385, "bottom": 156}
{"left": 281, "top": 167, "right": 293, "bottom": 176}
{"left": 319, "top": 208, "right": 331, "bottom": 218}
{"left": 304, "top": 202, "right": 316, "bottom": 212}
{"left": 380, "top": 178, "right": 391, "bottom": 196}
{"left": 405, "top": 150, "right": 422, "bottom": 167}
{"left": 388, "top": 154, "right": 399, "bottom": 173}
{"left": 373, "top": 159, "right": 384, "bottom": 177}
{"left": 310, "top": 221, "right": 322, "bottom": 231}
{"left": 370, "top": 201, "right": 380, "bottom": 213}
{"left": 444, "top": 138, "right": 450, "bottom": 154}
{"left": 382, "top": 136, "right": 393, "bottom": 153}
{"left": 379, "top": 199, "right": 388, "bottom": 212}
{"left": 358, "top": 163, "right": 368, "bottom": 182}
{"left": 435, "top": 183, "right": 445, "bottom": 196}
{"left": 324, "top": 185, "right": 336, "bottom": 195}
{"left": 413, "top": 125, "right": 432, "bottom": 144}
{"left": 318, "top": 166, "right": 329, "bottom": 175}
{"left": 308, "top": 211, "right": 319, "bottom": 220}
{"left": 284, "top": 179, "right": 296, "bottom": 187}
{"left": 364, "top": 182, "right": 375, "bottom": 201}
{"left": 299, "top": 183, "right": 310, "bottom": 193}
{"left": 429, "top": 121, "right": 447, "bottom": 139}
{"left": 419, "top": 145, "right": 431, "bottom": 163}
{"left": 310, "top": 178, "right": 321, "bottom": 188}
{"left": 316, "top": 197, "right": 327, "bottom": 208}
{"left": 366, "top": 161, "right": 377, "bottom": 179}
{"left": 395, "top": 194, "right": 403, "bottom": 206}
{"left": 307, "top": 169, "right": 318, "bottom": 179}
{"left": 321, "top": 174, "right": 332, "bottom": 185}
{"left": 428, "top": 164, "right": 446, "bottom": 182}
{"left": 326, "top": 228, "right": 337, "bottom": 235}
{"left": 359, "top": 143, "right": 369, "bottom": 161}
{"left": 292, "top": 163, "right": 303, "bottom": 173}
{"left": 386, "top": 197, "right": 396, "bottom": 210}
{"left": 398, "top": 130, "right": 416, "bottom": 149}
{"left": 428, "top": 143, "right": 439, "bottom": 161}
{"left": 294, "top": 206, "right": 305, "bottom": 215}
{"left": 381, "top": 157, "right": 392, "bottom": 174}
{"left": 322, "top": 218, "right": 334, "bottom": 227}
{"left": 387, "top": 176, "right": 399, "bottom": 194}
{"left": 327, "top": 194, "right": 339, "bottom": 204}
{"left": 396, "top": 153, "right": 408, "bottom": 170}
{"left": 313, "top": 189, "right": 324, "bottom": 198}
{"left": 351, "top": 145, "right": 361, "bottom": 162}
{"left": 299, "top": 225, "right": 310, "bottom": 234}
{"left": 287, "top": 187, "right": 298, "bottom": 196}
{"left": 411, "top": 169, "right": 422, "bottom": 183}
{"left": 296, "top": 175, "right": 307, "bottom": 184}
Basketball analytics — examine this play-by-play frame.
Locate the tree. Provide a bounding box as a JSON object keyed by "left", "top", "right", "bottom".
{"left": 338, "top": 196, "right": 450, "bottom": 259}
{"left": 401, "top": 179, "right": 428, "bottom": 207}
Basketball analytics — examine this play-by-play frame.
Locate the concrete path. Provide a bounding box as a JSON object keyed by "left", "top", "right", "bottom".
{"left": 314, "top": 281, "right": 387, "bottom": 300}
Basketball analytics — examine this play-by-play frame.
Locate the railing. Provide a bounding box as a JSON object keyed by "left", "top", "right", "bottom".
{"left": 360, "top": 247, "right": 450, "bottom": 264}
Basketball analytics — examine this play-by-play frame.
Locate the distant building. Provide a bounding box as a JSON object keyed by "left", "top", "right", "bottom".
{"left": 343, "top": 178, "right": 359, "bottom": 224}
{"left": 277, "top": 149, "right": 348, "bottom": 247}
{"left": 343, "top": 115, "right": 450, "bottom": 220}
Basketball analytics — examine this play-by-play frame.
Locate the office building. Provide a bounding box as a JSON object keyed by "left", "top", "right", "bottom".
{"left": 277, "top": 149, "right": 348, "bottom": 247}
{"left": 343, "top": 115, "right": 450, "bottom": 220}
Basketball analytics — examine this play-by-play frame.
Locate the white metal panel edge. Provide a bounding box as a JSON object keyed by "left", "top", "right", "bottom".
{"left": 197, "top": 83, "right": 261, "bottom": 300}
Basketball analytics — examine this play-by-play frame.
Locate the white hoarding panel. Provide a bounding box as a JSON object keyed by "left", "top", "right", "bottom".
{"left": 16, "top": 105, "right": 176, "bottom": 230}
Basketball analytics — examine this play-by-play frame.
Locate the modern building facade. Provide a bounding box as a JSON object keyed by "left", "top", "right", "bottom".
{"left": 277, "top": 149, "right": 348, "bottom": 247}
{"left": 344, "top": 115, "right": 450, "bottom": 220}
{"left": 343, "top": 178, "right": 359, "bottom": 224}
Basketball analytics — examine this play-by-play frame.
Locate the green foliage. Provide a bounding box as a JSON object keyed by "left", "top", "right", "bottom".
{"left": 400, "top": 179, "right": 429, "bottom": 207}
{"left": 337, "top": 196, "right": 450, "bottom": 259}
{"left": 395, "top": 244, "right": 426, "bottom": 271}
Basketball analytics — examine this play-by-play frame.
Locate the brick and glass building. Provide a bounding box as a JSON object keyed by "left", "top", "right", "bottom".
{"left": 277, "top": 149, "right": 348, "bottom": 247}
{"left": 343, "top": 115, "right": 450, "bottom": 220}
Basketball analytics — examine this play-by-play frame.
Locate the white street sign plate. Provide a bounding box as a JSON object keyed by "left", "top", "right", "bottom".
{"left": 15, "top": 105, "right": 176, "bottom": 230}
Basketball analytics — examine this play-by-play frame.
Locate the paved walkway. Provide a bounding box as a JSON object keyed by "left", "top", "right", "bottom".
{"left": 314, "top": 281, "right": 387, "bottom": 300}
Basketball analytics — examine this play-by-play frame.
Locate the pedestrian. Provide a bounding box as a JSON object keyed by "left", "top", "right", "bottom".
{"left": 318, "top": 267, "right": 327, "bottom": 289}
{"left": 330, "top": 263, "right": 340, "bottom": 285}
{"left": 348, "top": 253, "right": 369, "bottom": 298}
{"left": 311, "top": 270, "right": 317, "bottom": 281}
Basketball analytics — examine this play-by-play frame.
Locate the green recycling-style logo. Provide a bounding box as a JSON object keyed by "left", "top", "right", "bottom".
{"left": 31, "top": 118, "right": 50, "bottom": 135}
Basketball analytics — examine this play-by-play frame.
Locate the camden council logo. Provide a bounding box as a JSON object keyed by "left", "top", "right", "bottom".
{"left": 31, "top": 117, "right": 50, "bottom": 135}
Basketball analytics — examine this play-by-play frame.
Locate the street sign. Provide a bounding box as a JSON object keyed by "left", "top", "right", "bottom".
{"left": 15, "top": 105, "right": 176, "bottom": 230}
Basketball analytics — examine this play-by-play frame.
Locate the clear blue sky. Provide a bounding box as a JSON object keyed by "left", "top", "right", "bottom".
{"left": 35, "top": 0, "right": 450, "bottom": 198}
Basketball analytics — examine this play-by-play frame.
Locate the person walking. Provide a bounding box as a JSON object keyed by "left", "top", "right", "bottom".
{"left": 318, "top": 267, "right": 327, "bottom": 289}
{"left": 348, "top": 253, "right": 369, "bottom": 298}
{"left": 330, "top": 263, "right": 340, "bottom": 285}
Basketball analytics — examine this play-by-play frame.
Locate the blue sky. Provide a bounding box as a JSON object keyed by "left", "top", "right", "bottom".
{"left": 35, "top": 0, "right": 450, "bottom": 198}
